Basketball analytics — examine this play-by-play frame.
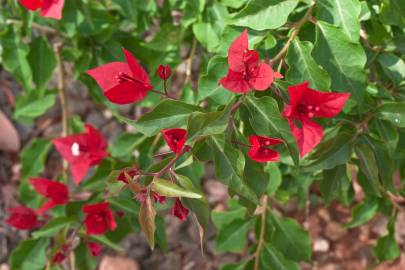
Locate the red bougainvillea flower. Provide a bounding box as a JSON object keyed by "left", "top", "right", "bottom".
{"left": 30, "top": 178, "right": 69, "bottom": 214}
{"left": 282, "top": 81, "right": 351, "bottom": 157}
{"left": 153, "top": 192, "right": 166, "bottom": 204}
{"left": 87, "top": 242, "right": 102, "bottom": 257}
{"left": 19, "top": 0, "right": 65, "bottom": 20}
{"left": 171, "top": 198, "right": 189, "bottom": 222}
{"left": 52, "top": 252, "right": 66, "bottom": 264}
{"left": 161, "top": 128, "right": 187, "bottom": 154}
{"left": 87, "top": 48, "right": 152, "bottom": 104}
{"left": 248, "top": 135, "right": 283, "bottom": 162}
{"left": 117, "top": 166, "right": 139, "bottom": 183}
{"left": 53, "top": 124, "right": 108, "bottom": 184}
{"left": 157, "top": 64, "right": 172, "bottom": 81}
{"left": 219, "top": 30, "right": 282, "bottom": 93}
{"left": 6, "top": 206, "right": 39, "bottom": 230}
{"left": 83, "top": 202, "right": 117, "bottom": 235}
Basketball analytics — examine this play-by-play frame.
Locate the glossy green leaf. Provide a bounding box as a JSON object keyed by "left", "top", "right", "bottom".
{"left": 27, "top": 36, "right": 57, "bottom": 88}
{"left": 320, "top": 164, "right": 351, "bottom": 204}
{"left": 14, "top": 92, "right": 56, "bottom": 121}
{"left": 316, "top": 0, "right": 362, "bottom": 41}
{"left": 215, "top": 218, "right": 254, "bottom": 253}
{"left": 313, "top": 21, "right": 367, "bottom": 105}
{"left": 345, "top": 197, "right": 378, "bottom": 228}
{"left": 152, "top": 178, "right": 203, "bottom": 199}
{"left": 286, "top": 38, "right": 331, "bottom": 90}
{"left": 230, "top": 0, "right": 298, "bottom": 31}
{"left": 260, "top": 244, "right": 300, "bottom": 270}
{"left": 378, "top": 102, "right": 405, "bottom": 128}
{"left": 377, "top": 53, "right": 405, "bottom": 85}
{"left": 9, "top": 238, "right": 49, "bottom": 270}
{"left": 33, "top": 217, "right": 77, "bottom": 238}
{"left": 193, "top": 22, "right": 220, "bottom": 52}
{"left": 268, "top": 213, "right": 312, "bottom": 262}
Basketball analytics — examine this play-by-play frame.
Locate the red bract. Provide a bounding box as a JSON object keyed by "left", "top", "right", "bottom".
{"left": 6, "top": 206, "right": 39, "bottom": 230}
{"left": 282, "top": 81, "right": 351, "bottom": 157}
{"left": 30, "top": 178, "right": 69, "bottom": 214}
{"left": 157, "top": 64, "right": 172, "bottom": 80}
{"left": 52, "top": 124, "right": 108, "bottom": 184}
{"left": 153, "top": 192, "right": 166, "bottom": 204}
{"left": 83, "top": 202, "right": 117, "bottom": 235}
{"left": 19, "top": 0, "right": 64, "bottom": 20}
{"left": 219, "top": 30, "right": 282, "bottom": 93}
{"left": 87, "top": 48, "right": 152, "bottom": 104}
{"left": 52, "top": 252, "right": 66, "bottom": 264}
{"left": 87, "top": 242, "right": 102, "bottom": 257}
{"left": 171, "top": 198, "right": 189, "bottom": 222}
{"left": 117, "top": 167, "right": 139, "bottom": 183}
{"left": 248, "top": 135, "right": 283, "bottom": 162}
{"left": 161, "top": 128, "right": 187, "bottom": 154}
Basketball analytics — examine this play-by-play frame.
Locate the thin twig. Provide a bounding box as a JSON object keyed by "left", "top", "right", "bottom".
{"left": 54, "top": 42, "right": 69, "bottom": 181}
{"left": 185, "top": 38, "right": 198, "bottom": 85}
{"left": 270, "top": 3, "right": 315, "bottom": 65}
{"left": 6, "top": 19, "right": 58, "bottom": 35}
{"left": 254, "top": 195, "right": 268, "bottom": 270}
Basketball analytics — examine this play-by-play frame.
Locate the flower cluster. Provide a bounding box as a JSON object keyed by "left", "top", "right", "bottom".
{"left": 19, "top": 0, "right": 65, "bottom": 20}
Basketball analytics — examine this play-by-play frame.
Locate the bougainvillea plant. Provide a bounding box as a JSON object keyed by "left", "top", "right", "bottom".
{"left": 1, "top": 0, "right": 405, "bottom": 269}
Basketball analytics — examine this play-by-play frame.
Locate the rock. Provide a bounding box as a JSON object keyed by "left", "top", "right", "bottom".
{"left": 325, "top": 222, "right": 346, "bottom": 241}
{"left": 204, "top": 180, "right": 228, "bottom": 204}
{"left": 99, "top": 256, "right": 139, "bottom": 270}
{"left": 0, "top": 110, "right": 19, "bottom": 152}
{"left": 313, "top": 237, "right": 330, "bottom": 252}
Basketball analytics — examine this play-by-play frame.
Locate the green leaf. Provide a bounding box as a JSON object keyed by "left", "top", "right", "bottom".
{"left": 197, "top": 55, "right": 232, "bottom": 103}
{"left": 245, "top": 95, "right": 299, "bottom": 165}
{"left": 1, "top": 27, "right": 32, "bottom": 90}
{"left": 320, "top": 164, "right": 351, "bottom": 204}
{"left": 373, "top": 232, "right": 401, "bottom": 262}
{"left": 193, "top": 23, "right": 220, "bottom": 52}
{"left": 32, "top": 217, "right": 77, "bottom": 238}
{"left": 266, "top": 163, "right": 282, "bottom": 195}
{"left": 212, "top": 200, "right": 247, "bottom": 229}
{"left": 9, "top": 238, "right": 49, "bottom": 270}
{"left": 89, "top": 234, "right": 124, "bottom": 252}
{"left": 14, "top": 92, "right": 56, "bottom": 121}
{"left": 187, "top": 101, "right": 232, "bottom": 143}
{"left": 210, "top": 137, "right": 259, "bottom": 204}
{"left": 110, "top": 133, "right": 146, "bottom": 158}
{"left": 304, "top": 129, "right": 353, "bottom": 172}
{"left": 379, "top": 0, "right": 405, "bottom": 27}
{"left": 155, "top": 216, "right": 169, "bottom": 253}
{"left": 286, "top": 39, "right": 331, "bottom": 90}
{"left": 19, "top": 138, "right": 52, "bottom": 205}
{"left": 215, "top": 218, "right": 254, "bottom": 253}
{"left": 152, "top": 178, "right": 202, "bottom": 199}
{"left": 112, "top": 0, "right": 138, "bottom": 21}
{"left": 313, "top": 21, "right": 367, "bottom": 105}
{"left": 27, "top": 36, "right": 57, "bottom": 88}
{"left": 230, "top": 0, "right": 298, "bottom": 31}
{"left": 260, "top": 244, "right": 300, "bottom": 270}
{"left": 354, "top": 143, "right": 381, "bottom": 195}
{"left": 121, "top": 99, "right": 203, "bottom": 136}
{"left": 220, "top": 0, "right": 248, "bottom": 9}
{"left": 378, "top": 102, "right": 405, "bottom": 128}
{"left": 377, "top": 53, "right": 405, "bottom": 85}
{"left": 316, "top": 0, "right": 362, "bottom": 41}
{"left": 268, "top": 213, "right": 312, "bottom": 262}
{"left": 345, "top": 197, "right": 378, "bottom": 228}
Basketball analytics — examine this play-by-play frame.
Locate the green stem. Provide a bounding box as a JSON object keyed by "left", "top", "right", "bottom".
{"left": 254, "top": 195, "right": 268, "bottom": 270}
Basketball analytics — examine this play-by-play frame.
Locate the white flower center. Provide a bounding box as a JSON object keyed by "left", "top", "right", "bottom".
{"left": 71, "top": 142, "right": 80, "bottom": 156}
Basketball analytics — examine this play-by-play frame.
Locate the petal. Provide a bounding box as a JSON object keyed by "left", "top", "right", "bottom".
{"left": 219, "top": 69, "right": 251, "bottom": 93}
{"left": 104, "top": 81, "right": 149, "bottom": 104}
{"left": 86, "top": 62, "right": 132, "bottom": 93}
{"left": 87, "top": 242, "right": 102, "bottom": 257}
{"left": 40, "top": 0, "right": 64, "bottom": 20}
{"left": 71, "top": 159, "right": 91, "bottom": 184}
{"left": 286, "top": 82, "right": 309, "bottom": 116}
{"left": 249, "top": 135, "right": 283, "bottom": 147}
{"left": 304, "top": 88, "right": 351, "bottom": 118}
{"left": 249, "top": 63, "right": 282, "bottom": 91}
{"left": 122, "top": 48, "right": 151, "bottom": 86}
{"left": 171, "top": 198, "right": 189, "bottom": 222}
{"left": 36, "top": 200, "right": 59, "bottom": 214}
{"left": 248, "top": 145, "right": 280, "bottom": 162}
{"left": 85, "top": 124, "right": 108, "bottom": 155}
{"left": 19, "top": 0, "right": 42, "bottom": 10}
{"left": 288, "top": 117, "right": 323, "bottom": 157}
{"left": 29, "top": 178, "right": 68, "bottom": 202}
{"left": 52, "top": 134, "right": 87, "bottom": 163}
{"left": 6, "top": 206, "right": 38, "bottom": 230}
{"left": 228, "top": 29, "right": 249, "bottom": 72}
{"left": 161, "top": 128, "right": 187, "bottom": 154}
{"left": 157, "top": 64, "right": 172, "bottom": 80}
{"left": 83, "top": 202, "right": 110, "bottom": 213}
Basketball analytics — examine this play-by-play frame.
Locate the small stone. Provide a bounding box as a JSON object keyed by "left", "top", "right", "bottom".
{"left": 313, "top": 237, "right": 330, "bottom": 252}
